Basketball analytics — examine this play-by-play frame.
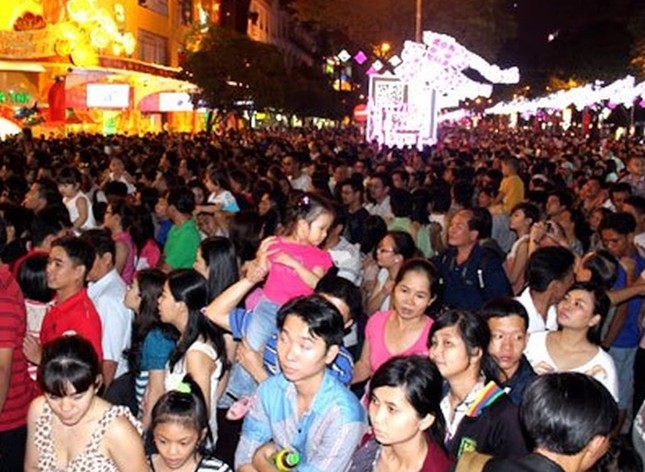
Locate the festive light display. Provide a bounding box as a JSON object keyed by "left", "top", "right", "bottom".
{"left": 486, "top": 75, "right": 645, "bottom": 116}
{"left": 367, "top": 30, "right": 519, "bottom": 148}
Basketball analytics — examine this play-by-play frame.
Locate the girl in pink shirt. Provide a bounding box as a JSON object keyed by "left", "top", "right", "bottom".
{"left": 353, "top": 258, "right": 436, "bottom": 385}
{"left": 220, "top": 193, "right": 335, "bottom": 406}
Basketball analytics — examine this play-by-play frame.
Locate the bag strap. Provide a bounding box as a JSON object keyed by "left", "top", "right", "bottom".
{"left": 455, "top": 451, "right": 493, "bottom": 472}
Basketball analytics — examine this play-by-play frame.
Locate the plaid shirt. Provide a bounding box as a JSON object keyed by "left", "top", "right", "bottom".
{"left": 235, "top": 372, "right": 366, "bottom": 471}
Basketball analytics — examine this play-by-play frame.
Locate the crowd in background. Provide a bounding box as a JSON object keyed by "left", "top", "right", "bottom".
{"left": 0, "top": 124, "right": 644, "bottom": 471}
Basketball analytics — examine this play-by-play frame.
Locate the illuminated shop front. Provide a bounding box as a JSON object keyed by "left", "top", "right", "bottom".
{"left": 0, "top": 0, "right": 201, "bottom": 136}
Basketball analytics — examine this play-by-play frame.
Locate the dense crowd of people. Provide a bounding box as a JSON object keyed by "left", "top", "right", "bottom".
{"left": 1, "top": 124, "right": 645, "bottom": 471}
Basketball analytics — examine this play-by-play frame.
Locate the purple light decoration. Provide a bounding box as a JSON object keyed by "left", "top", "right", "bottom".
{"left": 354, "top": 51, "right": 368, "bottom": 65}
{"left": 366, "top": 66, "right": 377, "bottom": 75}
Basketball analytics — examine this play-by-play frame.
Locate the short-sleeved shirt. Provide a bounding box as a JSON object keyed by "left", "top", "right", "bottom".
{"left": 262, "top": 238, "right": 333, "bottom": 305}
{"left": 612, "top": 259, "right": 645, "bottom": 348}
{"left": 235, "top": 372, "right": 366, "bottom": 472}
{"left": 135, "top": 328, "right": 175, "bottom": 418}
{"left": 365, "top": 310, "right": 433, "bottom": 374}
{"left": 499, "top": 175, "right": 525, "bottom": 213}
{"left": 163, "top": 218, "right": 201, "bottom": 269}
{"left": 40, "top": 288, "right": 103, "bottom": 362}
{"left": 0, "top": 265, "right": 32, "bottom": 431}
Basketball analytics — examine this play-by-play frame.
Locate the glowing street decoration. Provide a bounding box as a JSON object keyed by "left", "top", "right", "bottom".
{"left": 337, "top": 49, "right": 351, "bottom": 63}
{"left": 367, "top": 30, "right": 519, "bottom": 148}
{"left": 354, "top": 51, "right": 368, "bottom": 65}
{"left": 485, "top": 75, "right": 644, "bottom": 116}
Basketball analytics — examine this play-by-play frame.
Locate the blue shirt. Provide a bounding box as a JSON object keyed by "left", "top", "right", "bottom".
{"left": 235, "top": 372, "right": 366, "bottom": 471}
{"left": 136, "top": 327, "right": 175, "bottom": 416}
{"left": 611, "top": 256, "right": 645, "bottom": 348}
{"left": 229, "top": 308, "right": 354, "bottom": 386}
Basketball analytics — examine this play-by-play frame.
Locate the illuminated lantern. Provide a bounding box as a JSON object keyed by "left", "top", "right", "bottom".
{"left": 71, "top": 45, "right": 98, "bottom": 67}
{"left": 67, "top": 0, "right": 96, "bottom": 23}
{"left": 112, "top": 43, "right": 123, "bottom": 56}
{"left": 90, "top": 29, "right": 110, "bottom": 49}
{"left": 122, "top": 32, "right": 135, "bottom": 56}
{"left": 95, "top": 9, "right": 118, "bottom": 36}
{"left": 55, "top": 40, "right": 72, "bottom": 56}
{"left": 43, "top": 0, "right": 67, "bottom": 24}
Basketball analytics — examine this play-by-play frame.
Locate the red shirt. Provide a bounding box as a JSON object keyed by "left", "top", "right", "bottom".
{"left": 0, "top": 265, "right": 33, "bottom": 431}
{"left": 40, "top": 288, "right": 103, "bottom": 362}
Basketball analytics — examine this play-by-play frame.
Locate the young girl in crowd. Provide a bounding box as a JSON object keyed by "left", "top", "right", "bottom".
{"left": 505, "top": 202, "right": 539, "bottom": 295}
{"left": 218, "top": 192, "right": 335, "bottom": 407}
{"left": 204, "top": 169, "right": 240, "bottom": 213}
{"left": 147, "top": 375, "right": 232, "bottom": 472}
{"left": 348, "top": 356, "right": 452, "bottom": 472}
{"left": 103, "top": 200, "right": 136, "bottom": 284}
{"left": 124, "top": 269, "right": 175, "bottom": 427}
{"left": 25, "top": 335, "right": 147, "bottom": 471}
{"left": 428, "top": 310, "right": 527, "bottom": 460}
{"left": 57, "top": 166, "right": 96, "bottom": 231}
{"left": 353, "top": 258, "right": 436, "bottom": 386}
{"left": 524, "top": 282, "right": 619, "bottom": 401}
{"left": 17, "top": 253, "right": 53, "bottom": 380}
{"left": 159, "top": 269, "right": 227, "bottom": 443}
{"left": 131, "top": 204, "right": 162, "bottom": 271}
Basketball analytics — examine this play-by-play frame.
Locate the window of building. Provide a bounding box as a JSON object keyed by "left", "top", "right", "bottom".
{"left": 138, "top": 0, "right": 168, "bottom": 16}
{"left": 138, "top": 29, "right": 169, "bottom": 65}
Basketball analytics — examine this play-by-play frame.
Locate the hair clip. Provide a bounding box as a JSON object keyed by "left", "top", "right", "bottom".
{"left": 176, "top": 382, "right": 191, "bottom": 394}
{"left": 301, "top": 195, "right": 310, "bottom": 206}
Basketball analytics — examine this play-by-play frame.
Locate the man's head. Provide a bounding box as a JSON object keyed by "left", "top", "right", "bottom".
{"left": 167, "top": 187, "right": 196, "bottom": 219}
{"left": 546, "top": 191, "right": 573, "bottom": 218}
{"left": 339, "top": 178, "right": 364, "bottom": 209}
{"left": 481, "top": 298, "right": 529, "bottom": 381}
{"left": 48, "top": 236, "right": 96, "bottom": 292}
{"left": 368, "top": 173, "right": 390, "bottom": 204}
{"left": 521, "top": 373, "right": 618, "bottom": 470}
{"left": 276, "top": 295, "right": 344, "bottom": 384}
{"left": 526, "top": 247, "right": 575, "bottom": 301}
{"left": 599, "top": 212, "right": 636, "bottom": 259}
{"left": 30, "top": 208, "right": 72, "bottom": 250}
{"left": 622, "top": 196, "right": 645, "bottom": 232}
{"left": 448, "top": 208, "right": 491, "bottom": 249}
{"left": 80, "top": 229, "right": 116, "bottom": 282}
{"left": 609, "top": 182, "right": 632, "bottom": 212}
{"left": 23, "top": 178, "right": 62, "bottom": 212}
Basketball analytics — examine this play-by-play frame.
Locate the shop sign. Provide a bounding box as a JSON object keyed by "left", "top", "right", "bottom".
{"left": 0, "top": 27, "right": 58, "bottom": 59}
{"left": 0, "top": 91, "right": 30, "bottom": 105}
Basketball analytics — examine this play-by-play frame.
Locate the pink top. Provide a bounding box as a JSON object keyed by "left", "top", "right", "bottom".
{"left": 262, "top": 237, "right": 333, "bottom": 305}
{"left": 366, "top": 310, "right": 433, "bottom": 373}
{"left": 114, "top": 231, "right": 136, "bottom": 285}
{"left": 135, "top": 239, "right": 161, "bottom": 272}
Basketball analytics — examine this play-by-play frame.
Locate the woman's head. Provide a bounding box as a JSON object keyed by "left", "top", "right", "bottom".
{"left": 369, "top": 356, "right": 445, "bottom": 450}
{"left": 18, "top": 253, "right": 54, "bottom": 303}
{"left": 160, "top": 269, "right": 226, "bottom": 372}
{"left": 193, "top": 236, "right": 238, "bottom": 300}
{"left": 428, "top": 309, "right": 498, "bottom": 383}
{"left": 150, "top": 374, "right": 211, "bottom": 467}
{"left": 575, "top": 250, "right": 618, "bottom": 290}
{"left": 376, "top": 231, "right": 416, "bottom": 269}
{"left": 104, "top": 199, "right": 135, "bottom": 231}
{"left": 39, "top": 335, "right": 100, "bottom": 425}
{"left": 557, "top": 282, "right": 610, "bottom": 344}
{"left": 283, "top": 192, "right": 335, "bottom": 246}
{"left": 392, "top": 258, "right": 437, "bottom": 319}
{"left": 158, "top": 269, "right": 208, "bottom": 331}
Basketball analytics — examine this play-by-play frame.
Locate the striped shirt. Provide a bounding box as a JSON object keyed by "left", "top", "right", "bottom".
{"left": 0, "top": 265, "right": 33, "bottom": 431}
{"left": 235, "top": 372, "right": 366, "bottom": 471}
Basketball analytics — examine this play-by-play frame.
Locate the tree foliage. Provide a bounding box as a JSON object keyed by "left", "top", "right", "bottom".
{"left": 294, "top": 0, "right": 516, "bottom": 61}
{"left": 182, "top": 26, "right": 288, "bottom": 111}
{"left": 182, "top": 26, "right": 344, "bottom": 119}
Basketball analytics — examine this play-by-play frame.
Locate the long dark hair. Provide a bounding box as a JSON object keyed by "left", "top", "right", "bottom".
{"left": 126, "top": 269, "right": 169, "bottom": 373}
{"left": 198, "top": 236, "right": 239, "bottom": 301}
{"left": 166, "top": 269, "right": 227, "bottom": 374}
{"left": 370, "top": 355, "right": 447, "bottom": 452}
{"left": 428, "top": 309, "right": 501, "bottom": 382}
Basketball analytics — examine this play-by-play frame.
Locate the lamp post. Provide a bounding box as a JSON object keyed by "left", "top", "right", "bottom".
{"left": 415, "top": 0, "right": 422, "bottom": 42}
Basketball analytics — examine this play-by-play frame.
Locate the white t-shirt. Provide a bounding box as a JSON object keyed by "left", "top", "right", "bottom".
{"left": 165, "top": 340, "right": 222, "bottom": 442}
{"left": 515, "top": 287, "right": 558, "bottom": 334}
{"left": 525, "top": 331, "right": 619, "bottom": 401}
